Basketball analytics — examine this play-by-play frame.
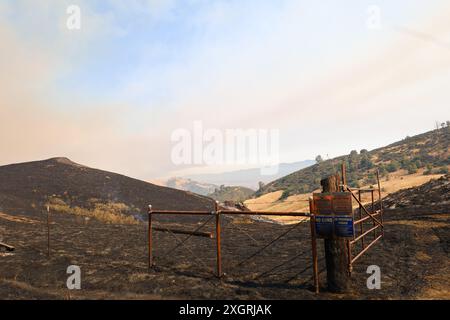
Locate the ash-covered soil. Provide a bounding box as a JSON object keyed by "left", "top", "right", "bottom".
{"left": 0, "top": 209, "right": 449, "bottom": 300}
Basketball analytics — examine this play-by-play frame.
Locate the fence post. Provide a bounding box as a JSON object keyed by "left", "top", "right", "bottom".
{"left": 215, "top": 201, "right": 222, "bottom": 278}
{"left": 322, "top": 171, "right": 352, "bottom": 293}
{"left": 148, "top": 204, "right": 153, "bottom": 269}
{"left": 309, "top": 197, "right": 320, "bottom": 294}
{"left": 358, "top": 190, "right": 364, "bottom": 249}
{"left": 46, "top": 205, "right": 50, "bottom": 258}
{"left": 376, "top": 169, "right": 384, "bottom": 237}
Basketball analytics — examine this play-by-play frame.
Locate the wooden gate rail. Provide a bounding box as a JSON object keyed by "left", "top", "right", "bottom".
{"left": 0, "top": 242, "right": 15, "bottom": 252}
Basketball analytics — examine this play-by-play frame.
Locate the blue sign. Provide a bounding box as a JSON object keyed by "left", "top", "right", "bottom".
{"left": 315, "top": 216, "right": 334, "bottom": 238}
{"left": 334, "top": 216, "right": 354, "bottom": 238}
{"left": 315, "top": 216, "right": 354, "bottom": 238}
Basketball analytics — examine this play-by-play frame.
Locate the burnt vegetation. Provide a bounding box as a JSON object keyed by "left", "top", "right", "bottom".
{"left": 0, "top": 157, "right": 214, "bottom": 220}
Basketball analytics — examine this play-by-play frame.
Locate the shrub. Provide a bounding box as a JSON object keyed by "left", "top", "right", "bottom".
{"left": 435, "top": 167, "right": 449, "bottom": 174}
{"left": 386, "top": 161, "right": 399, "bottom": 172}
{"left": 280, "top": 190, "right": 291, "bottom": 200}
{"left": 407, "top": 164, "right": 418, "bottom": 174}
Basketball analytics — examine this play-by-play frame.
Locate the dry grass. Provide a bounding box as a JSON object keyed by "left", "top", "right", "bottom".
{"left": 245, "top": 170, "right": 445, "bottom": 224}
{"left": 46, "top": 198, "right": 138, "bottom": 225}
{"left": 352, "top": 170, "right": 444, "bottom": 205}
{"left": 376, "top": 170, "right": 443, "bottom": 196}
{"left": 0, "top": 212, "right": 38, "bottom": 224}
{"left": 244, "top": 191, "right": 311, "bottom": 224}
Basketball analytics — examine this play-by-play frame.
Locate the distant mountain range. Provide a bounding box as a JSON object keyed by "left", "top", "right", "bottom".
{"left": 182, "top": 160, "right": 315, "bottom": 189}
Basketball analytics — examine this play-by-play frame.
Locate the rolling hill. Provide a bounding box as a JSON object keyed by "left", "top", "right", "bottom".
{"left": 255, "top": 126, "right": 450, "bottom": 199}
{"left": 0, "top": 157, "right": 214, "bottom": 220}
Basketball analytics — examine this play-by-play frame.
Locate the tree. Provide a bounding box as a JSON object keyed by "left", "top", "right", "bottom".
{"left": 315, "top": 155, "right": 323, "bottom": 163}
{"left": 437, "top": 166, "right": 449, "bottom": 174}
{"left": 378, "top": 165, "right": 388, "bottom": 177}
{"left": 348, "top": 150, "right": 359, "bottom": 171}
{"left": 280, "top": 189, "right": 291, "bottom": 200}
{"left": 407, "top": 163, "right": 418, "bottom": 174}
{"left": 423, "top": 164, "right": 433, "bottom": 175}
{"left": 386, "top": 161, "right": 399, "bottom": 173}
{"left": 414, "top": 160, "right": 423, "bottom": 168}
{"left": 365, "top": 173, "right": 376, "bottom": 185}
{"left": 400, "top": 157, "right": 411, "bottom": 170}
{"left": 360, "top": 153, "right": 374, "bottom": 169}
{"left": 258, "top": 181, "right": 265, "bottom": 190}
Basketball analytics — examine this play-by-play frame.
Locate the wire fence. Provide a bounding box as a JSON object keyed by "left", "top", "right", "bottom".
{"left": 147, "top": 208, "right": 325, "bottom": 290}
{"left": 0, "top": 204, "right": 326, "bottom": 292}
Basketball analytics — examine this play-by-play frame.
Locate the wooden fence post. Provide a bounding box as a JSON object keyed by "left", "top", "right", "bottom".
{"left": 321, "top": 173, "right": 352, "bottom": 293}
{"left": 47, "top": 205, "right": 50, "bottom": 257}
{"left": 215, "top": 201, "right": 222, "bottom": 278}
{"left": 148, "top": 205, "right": 153, "bottom": 269}
{"left": 309, "top": 197, "right": 320, "bottom": 294}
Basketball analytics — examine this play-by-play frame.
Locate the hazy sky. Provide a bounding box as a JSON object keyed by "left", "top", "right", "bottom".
{"left": 1, "top": 0, "right": 449, "bottom": 180}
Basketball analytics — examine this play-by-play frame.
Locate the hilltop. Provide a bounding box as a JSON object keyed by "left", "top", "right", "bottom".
{"left": 151, "top": 177, "right": 218, "bottom": 196}
{"left": 207, "top": 185, "right": 255, "bottom": 202}
{"left": 0, "top": 157, "right": 214, "bottom": 220}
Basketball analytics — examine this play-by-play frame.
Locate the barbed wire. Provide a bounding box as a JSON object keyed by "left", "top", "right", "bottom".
{"left": 253, "top": 247, "right": 312, "bottom": 281}
{"left": 222, "top": 215, "right": 261, "bottom": 246}
{"left": 154, "top": 216, "right": 215, "bottom": 258}
{"left": 226, "top": 221, "right": 303, "bottom": 274}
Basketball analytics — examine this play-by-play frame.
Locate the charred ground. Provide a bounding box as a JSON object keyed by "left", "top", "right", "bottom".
{"left": 0, "top": 206, "right": 448, "bottom": 299}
